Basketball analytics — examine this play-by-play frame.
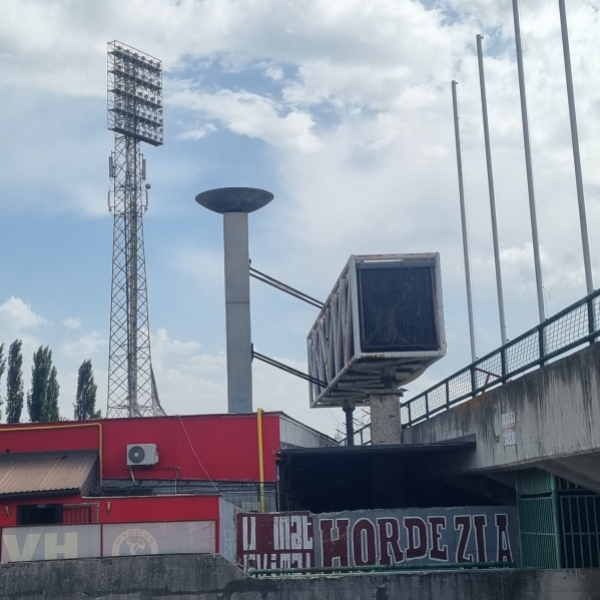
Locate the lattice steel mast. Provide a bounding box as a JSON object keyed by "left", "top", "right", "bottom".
{"left": 106, "top": 40, "right": 165, "bottom": 417}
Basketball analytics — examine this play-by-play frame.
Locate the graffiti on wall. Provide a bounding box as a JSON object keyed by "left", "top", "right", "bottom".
{"left": 237, "top": 512, "right": 314, "bottom": 571}
{"left": 237, "top": 506, "right": 519, "bottom": 570}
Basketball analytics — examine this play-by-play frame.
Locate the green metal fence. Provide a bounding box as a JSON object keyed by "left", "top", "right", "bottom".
{"left": 516, "top": 470, "right": 562, "bottom": 569}
{"left": 560, "top": 491, "right": 600, "bottom": 567}
{"left": 517, "top": 470, "right": 600, "bottom": 569}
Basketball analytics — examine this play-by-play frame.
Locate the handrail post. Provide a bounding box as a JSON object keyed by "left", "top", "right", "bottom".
{"left": 470, "top": 364, "right": 477, "bottom": 396}
{"left": 501, "top": 346, "right": 507, "bottom": 380}
{"left": 425, "top": 393, "right": 430, "bottom": 419}
{"left": 587, "top": 295, "right": 596, "bottom": 340}
{"left": 445, "top": 381, "right": 450, "bottom": 409}
{"left": 539, "top": 326, "right": 545, "bottom": 367}
{"left": 407, "top": 401, "right": 412, "bottom": 427}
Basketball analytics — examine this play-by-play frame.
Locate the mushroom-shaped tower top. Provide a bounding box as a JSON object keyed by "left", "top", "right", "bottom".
{"left": 195, "top": 187, "right": 274, "bottom": 214}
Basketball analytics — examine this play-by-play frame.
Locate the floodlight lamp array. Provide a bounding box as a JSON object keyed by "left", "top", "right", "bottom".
{"left": 107, "top": 40, "right": 164, "bottom": 146}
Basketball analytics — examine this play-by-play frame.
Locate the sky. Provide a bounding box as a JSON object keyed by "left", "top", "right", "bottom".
{"left": 0, "top": 0, "right": 599, "bottom": 437}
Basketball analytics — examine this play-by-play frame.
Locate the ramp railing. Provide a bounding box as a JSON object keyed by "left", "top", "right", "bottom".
{"left": 401, "top": 289, "right": 600, "bottom": 428}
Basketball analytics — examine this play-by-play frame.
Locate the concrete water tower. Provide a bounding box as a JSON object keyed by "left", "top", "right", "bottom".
{"left": 195, "top": 187, "right": 274, "bottom": 413}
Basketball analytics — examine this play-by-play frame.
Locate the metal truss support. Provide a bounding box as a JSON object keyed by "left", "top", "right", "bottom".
{"left": 107, "top": 135, "right": 158, "bottom": 417}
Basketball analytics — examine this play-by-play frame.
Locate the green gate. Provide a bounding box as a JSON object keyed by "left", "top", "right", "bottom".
{"left": 516, "top": 470, "right": 562, "bottom": 568}
{"left": 558, "top": 478, "right": 600, "bottom": 568}
{"left": 516, "top": 470, "right": 600, "bottom": 569}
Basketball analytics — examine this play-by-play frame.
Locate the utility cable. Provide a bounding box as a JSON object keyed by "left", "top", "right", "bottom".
{"left": 178, "top": 416, "right": 222, "bottom": 497}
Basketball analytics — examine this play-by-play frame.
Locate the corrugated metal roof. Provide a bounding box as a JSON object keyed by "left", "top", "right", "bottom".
{"left": 0, "top": 454, "right": 97, "bottom": 496}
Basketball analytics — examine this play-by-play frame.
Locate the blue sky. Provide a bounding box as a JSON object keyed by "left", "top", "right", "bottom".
{"left": 0, "top": 0, "right": 599, "bottom": 435}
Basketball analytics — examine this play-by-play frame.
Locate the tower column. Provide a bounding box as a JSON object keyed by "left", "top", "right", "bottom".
{"left": 195, "top": 187, "right": 274, "bottom": 414}
{"left": 223, "top": 213, "right": 253, "bottom": 413}
{"left": 370, "top": 395, "right": 401, "bottom": 445}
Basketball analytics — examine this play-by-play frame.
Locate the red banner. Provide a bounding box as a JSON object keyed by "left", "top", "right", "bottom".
{"left": 236, "top": 512, "right": 314, "bottom": 571}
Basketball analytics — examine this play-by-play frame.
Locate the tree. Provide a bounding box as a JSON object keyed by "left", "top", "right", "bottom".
{"left": 27, "top": 346, "right": 50, "bottom": 422}
{"left": 27, "top": 345, "right": 60, "bottom": 422}
{"left": 74, "top": 359, "right": 100, "bottom": 420}
{"left": 0, "top": 344, "right": 5, "bottom": 420}
{"left": 6, "top": 340, "right": 24, "bottom": 424}
{"left": 43, "top": 366, "right": 60, "bottom": 422}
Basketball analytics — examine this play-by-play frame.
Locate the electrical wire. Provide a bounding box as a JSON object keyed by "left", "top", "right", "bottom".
{"left": 178, "top": 416, "right": 222, "bottom": 497}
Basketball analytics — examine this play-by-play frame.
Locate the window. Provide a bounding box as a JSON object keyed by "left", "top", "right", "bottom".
{"left": 17, "top": 504, "right": 63, "bottom": 526}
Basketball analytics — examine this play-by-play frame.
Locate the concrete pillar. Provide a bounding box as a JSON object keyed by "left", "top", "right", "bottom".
{"left": 223, "top": 212, "right": 252, "bottom": 413}
{"left": 195, "top": 187, "right": 274, "bottom": 415}
{"left": 370, "top": 395, "right": 401, "bottom": 444}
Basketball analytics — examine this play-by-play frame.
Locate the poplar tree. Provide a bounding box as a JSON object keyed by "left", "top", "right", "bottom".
{"left": 0, "top": 344, "right": 5, "bottom": 420}
{"left": 6, "top": 340, "right": 24, "bottom": 424}
{"left": 43, "top": 365, "right": 60, "bottom": 422}
{"left": 74, "top": 359, "right": 100, "bottom": 420}
{"left": 27, "top": 346, "right": 60, "bottom": 422}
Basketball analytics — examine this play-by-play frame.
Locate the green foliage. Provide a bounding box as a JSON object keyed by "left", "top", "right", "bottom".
{"left": 0, "top": 343, "right": 5, "bottom": 420}
{"left": 27, "top": 346, "right": 60, "bottom": 423}
{"left": 74, "top": 359, "right": 100, "bottom": 420}
{"left": 44, "top": 366, "right": 60, "bottom": 422}
{"left": 6, "top": 340, "right": 24, "bottom": 424}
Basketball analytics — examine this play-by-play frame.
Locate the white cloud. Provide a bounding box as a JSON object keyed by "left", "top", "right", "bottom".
{"left": 148, "top": 327, "right": 226, "bottom": 413}
{"left": 153, "top": 328, "right": 202, "bottom": 359}
{"left": 63, "top": 331, "right": 106, "bottom": 358}
{"left": 0, "top": 0, "right": 463, "bottom": 96}
{"left": 62, "top": 317, "right": 82, "bottom": 330}
{"left": 0, "top": 297, "right": 46, "bottom": 332}
{"left": 175, "top": 123, "right": 217, "bottom": 141}
{"left": 169, "top": 85, "right": 320, "bottom": 152}
{"left": 264, "top": 65, "right": 284, "bottom": 81}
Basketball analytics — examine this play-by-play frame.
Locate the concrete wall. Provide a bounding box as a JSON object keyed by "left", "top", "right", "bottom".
{"left": 1, "top": 554, "right": 600, "bottom": 599}
{"left": 403, "top": 342, "right": 600, "bottom": 487}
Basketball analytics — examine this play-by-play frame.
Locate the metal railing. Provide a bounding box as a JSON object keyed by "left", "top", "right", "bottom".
{"left": 248, "top": 561, "right": 516, "bottom": 578}
{"left": 401, "top": 289, "right": 600, "bottom": 428}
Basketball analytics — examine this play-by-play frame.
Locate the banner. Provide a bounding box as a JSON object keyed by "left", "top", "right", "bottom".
{"left": 102, "top": 521, "right": 216, "bottom": 557}
{"left": 219, "top": 498, "right": 236, "bottom": 564}
{"left": 1, "top": 521, "right": 216, "bottom": 563}
{"left": 237, "top": 512, "right": 314, "bottom": 571}
{"left": 1, "top": 525, "right": 101, "bottom": 563}
{"left": 237, "top": 506, "right": 519, "bottom": 570}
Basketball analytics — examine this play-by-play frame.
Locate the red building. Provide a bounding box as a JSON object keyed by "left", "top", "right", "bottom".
{"left": 0, "top": 412, "right": 334, "bottom": 562}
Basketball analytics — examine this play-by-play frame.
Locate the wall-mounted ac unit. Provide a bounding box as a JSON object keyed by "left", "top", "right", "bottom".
{"left": 127, "top": 444, "right": 159, "bottom": 466}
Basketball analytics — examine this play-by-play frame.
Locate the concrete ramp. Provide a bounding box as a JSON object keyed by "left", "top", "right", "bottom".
{"left": 403, "top": 342, "right": 600, "bottom": 491}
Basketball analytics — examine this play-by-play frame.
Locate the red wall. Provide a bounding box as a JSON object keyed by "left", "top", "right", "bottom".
{"left": 0, "top": 493, "right": 82, "bottom": 528}
{"left": 0, "top": 413, "right": 281, "bottom": 483}
{"left": 0, "top": 493, "right": 220, "bottom": 527}
{"left": 98, "top": 495, "right": 220, "bottom": 524}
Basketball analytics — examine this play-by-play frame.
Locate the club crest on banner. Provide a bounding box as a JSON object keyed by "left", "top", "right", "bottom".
{"left": 112, "top": 528, "right": 159, "bottom": 556}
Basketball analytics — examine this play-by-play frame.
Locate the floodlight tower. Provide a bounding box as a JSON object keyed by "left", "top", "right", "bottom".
{"left": 106, "top": 40, "right": 165, "bottom": 418}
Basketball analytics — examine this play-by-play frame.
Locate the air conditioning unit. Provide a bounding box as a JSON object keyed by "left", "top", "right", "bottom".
{"left": 127, "top": 444, "right": 158, "bottom": 466}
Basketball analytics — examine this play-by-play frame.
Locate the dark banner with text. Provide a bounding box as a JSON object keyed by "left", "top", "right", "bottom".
{"left": 237, "top": 506, "right": 519, "bottom": 570}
